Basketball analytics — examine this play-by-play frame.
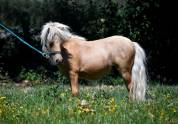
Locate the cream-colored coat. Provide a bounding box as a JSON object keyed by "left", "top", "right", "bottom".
{"left": 41, "top": 22, "right": 147, "bottom": 101}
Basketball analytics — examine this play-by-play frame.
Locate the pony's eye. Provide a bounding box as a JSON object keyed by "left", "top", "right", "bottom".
{"left": 49, "top": 42, "right": 54, "bottom": 47}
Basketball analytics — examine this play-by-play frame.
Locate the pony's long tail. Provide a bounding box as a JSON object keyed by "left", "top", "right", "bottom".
{"left": 131, "top": 42, "right": 147, "bottom": 101}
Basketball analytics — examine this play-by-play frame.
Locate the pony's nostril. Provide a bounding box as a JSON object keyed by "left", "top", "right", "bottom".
{"left": 56, "top": 59, "right": 62, "bottom": 64}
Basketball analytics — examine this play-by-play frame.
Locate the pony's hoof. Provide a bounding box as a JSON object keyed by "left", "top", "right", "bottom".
{"left": 72, "top": 92, "right": 79, "bottom": 97}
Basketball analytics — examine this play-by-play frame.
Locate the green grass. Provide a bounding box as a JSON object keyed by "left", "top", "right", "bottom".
{"left": 0, "top": 83, "right": 178, "bottom": 124}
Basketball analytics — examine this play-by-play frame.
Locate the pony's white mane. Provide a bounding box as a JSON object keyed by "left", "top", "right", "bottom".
{"left": 41, "top": 22, "right": 86, "bottom": 45}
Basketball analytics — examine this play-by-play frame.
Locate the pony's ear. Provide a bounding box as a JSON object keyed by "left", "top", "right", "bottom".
{"left": 61, "top": 27, "right": 65, "bottom": 30}
{"left": 68, "top": 27, "right": 72, "bottom": 32}
{"left": 61, "top": 26, "right": 71, "bottom": 32}
{"left": 45, "top": 28, "right": 50, "bottom": 42}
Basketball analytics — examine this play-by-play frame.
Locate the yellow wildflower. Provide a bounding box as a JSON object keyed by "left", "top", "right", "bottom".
{"left": 42, "top": 108, "right": 49, "bottom": 114}
{"left": 68, "top": 97, "right": 72, "bottom": 102}
{"left": 77, "top": 99, "right": 94, "bottom": 114}
{"left": 106, "top": 97, "right": 117, "bottom": 112}
{"left": 68, "top": 107, "right": 73, "bottom": 114}
{"left": 0, "top": 109, "right": 2, "bottom": 116}
{"left": 160, "top": 110, "right": 165, "bottom": 120}
{"left": 111, "top": 97, "right": 115, "bottom": 102}
{"left": 60, "top": 93, "right": 65, "bottom": 97}
{"left": 0, "top": 96, "right": 6, "bottom": 100}
{"left": 166, "top": 94, "right": 171, "bottom": 100}
{"left": 172, "top": 108, "right": 176, "bottom": 113}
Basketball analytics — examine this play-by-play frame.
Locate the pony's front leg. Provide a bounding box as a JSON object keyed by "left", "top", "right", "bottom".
{"left": 69, "top": 71, "right": 79, "bottom": 96}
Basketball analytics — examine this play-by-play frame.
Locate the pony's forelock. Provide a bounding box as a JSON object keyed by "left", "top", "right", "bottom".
{"left": 41, "top": 22, "right": 71, "bottom": 45}
{"left": 40, "top": 22, "right": 86, "bottom": 47}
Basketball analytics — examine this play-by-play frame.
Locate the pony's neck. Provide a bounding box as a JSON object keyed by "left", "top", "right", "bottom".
{"left": 71, "top": 35, "right": 86, "bottom": 41}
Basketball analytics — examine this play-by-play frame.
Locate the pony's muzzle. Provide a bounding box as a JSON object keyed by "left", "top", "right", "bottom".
{"left": 55, "top": 59, "right": 63, "bottom": 64}
{"left": 52, "top": 54, "right": 63, "bottom": 65}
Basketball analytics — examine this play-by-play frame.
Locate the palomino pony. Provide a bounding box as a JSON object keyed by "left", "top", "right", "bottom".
{"left": 41, "top": 22, "right": 147, "bottom": 101}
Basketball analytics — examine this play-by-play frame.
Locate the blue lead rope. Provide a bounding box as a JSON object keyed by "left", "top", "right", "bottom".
{"left": 0, "top": 22, "right": 46, "bottom": 57}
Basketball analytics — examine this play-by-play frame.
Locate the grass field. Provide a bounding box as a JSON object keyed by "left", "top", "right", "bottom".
{"left": 0, "top": 83, "right": 178, "bottom": 124}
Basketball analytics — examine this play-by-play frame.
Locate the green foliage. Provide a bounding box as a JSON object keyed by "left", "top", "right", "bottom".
{"left": 0, "top": 84, "right": 178, "bottom": 123}
{"left": 19, "top": 69, "right": 42, "bottom": 82}
{"left": 17, "top": 68, "right": 123, "bottom": 86}
{"left": 97, "top": 75, "right": 123, "bottom": 85}
{"left": 17, "top": 68, "right": 69, "bottom": 85}
{"left": 0, "top": 69, "right": 13, "bottom": 84}
{"left": 53, "top": 71, "right": 69, "bottom": 84}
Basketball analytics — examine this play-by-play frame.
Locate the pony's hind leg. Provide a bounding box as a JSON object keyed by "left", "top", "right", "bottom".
{"left": 117, "top": 63, "right": 133, "bottom": 99}
{"left": 121, "top": 70, "right": 132, "bottom": 92}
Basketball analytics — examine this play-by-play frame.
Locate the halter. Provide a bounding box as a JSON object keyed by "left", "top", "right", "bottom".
{"left": 43, "top": 51, "right": 61, "bottom": 58}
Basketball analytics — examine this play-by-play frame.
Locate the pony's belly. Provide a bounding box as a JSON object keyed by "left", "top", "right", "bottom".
{"left": 79, "top": 67, "right": 111, "bottom": 80}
